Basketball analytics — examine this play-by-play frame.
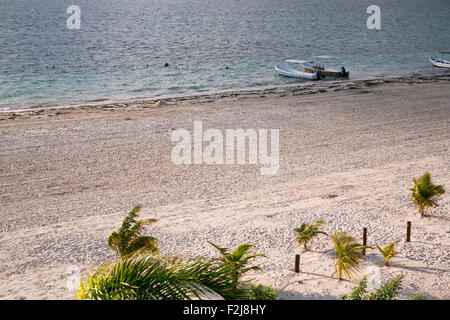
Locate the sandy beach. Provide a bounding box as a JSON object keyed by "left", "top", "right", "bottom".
{"left": 0, "top": 75, "right": 449, "bottom": 300}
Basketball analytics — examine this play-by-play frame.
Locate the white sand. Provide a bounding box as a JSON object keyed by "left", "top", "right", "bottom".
{"left": 0, "top": 75, "right": 449, "bottom": 300}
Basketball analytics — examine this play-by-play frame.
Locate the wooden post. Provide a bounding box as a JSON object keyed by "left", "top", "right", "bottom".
{"left": 362, "top": 228, "right": 367, "bottom": 255}
{"left": 295, "top": 254, "right": 300, "bottom": 273}
{"left": 406, "top": 221, "right": 411, "bottom": 242}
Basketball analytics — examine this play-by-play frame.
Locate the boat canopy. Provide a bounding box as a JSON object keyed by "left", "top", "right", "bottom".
{"left": 431, "top": 57, "right": 450, "bottom": 63}
{"left": 285, "top": 59, "right": 310, "bottom": 64}
{"left": 315, "top": 55, "right": 337, "bottom": 59}
{"left": 302, "top": 62, "right": 316, "bottom": 68}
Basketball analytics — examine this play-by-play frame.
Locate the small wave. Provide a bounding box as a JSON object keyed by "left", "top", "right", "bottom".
{"left": 130, "top": 88, "right": 152, "bottom": 93}
{"left": 85, "top": 98, "right": 109, "bottom": 103}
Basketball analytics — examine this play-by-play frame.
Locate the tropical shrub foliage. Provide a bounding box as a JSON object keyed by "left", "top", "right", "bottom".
{"left": 410, "top": 172, "right": 445, "bottom": 215}
{"left": 376, "top": 242, "right": 397, "bottom": 266}
{"left": 411, "top": 293, "right": 426, "bottom": 300}
{"left": 248, "top": 284, "right": 279, "bottom": 300}
{"left": 340, "top": 275, "right": 405, "bottom": 300}
{"left": 76, "top": 252, "right": 250, "bottom": 300}
{"left": 293, "top": 220, "right": 328, "bottom": 249}
{"left": 108, "top": 206, "right": 159, "bottom": 257}
{"left": 208, "top": 241, "right": 266, "bottom": 289}
{"left": 331, "top": 231, "right": 370, "bottom": 280}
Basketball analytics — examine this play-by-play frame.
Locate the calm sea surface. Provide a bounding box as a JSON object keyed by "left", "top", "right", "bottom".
{"left": 0, "top": 0, "right": 449, "bottom": 109}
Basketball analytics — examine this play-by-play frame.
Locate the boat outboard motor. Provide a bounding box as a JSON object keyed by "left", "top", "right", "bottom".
{"left": 341, "top": 66, "right": 349, "bottom": 78}
{"left": 315, "top": 70, "right": 322, "bottom": 80}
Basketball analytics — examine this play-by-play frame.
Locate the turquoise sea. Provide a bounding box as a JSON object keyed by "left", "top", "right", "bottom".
{"left": 0, "top": 0, "right": 449, "bottom": 109}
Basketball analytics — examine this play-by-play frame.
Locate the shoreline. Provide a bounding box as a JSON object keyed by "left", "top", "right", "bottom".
{"left": 1, "top": 73, "right": 449, "bottom": 119}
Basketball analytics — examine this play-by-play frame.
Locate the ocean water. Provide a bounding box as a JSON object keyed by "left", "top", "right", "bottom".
{"left": 0, "top": 0, "right": 449, "bottom": 110}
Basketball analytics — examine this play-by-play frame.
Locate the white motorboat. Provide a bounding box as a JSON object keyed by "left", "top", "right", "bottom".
{"left": 429, "top": 52, "right": 450, "bottom": 68}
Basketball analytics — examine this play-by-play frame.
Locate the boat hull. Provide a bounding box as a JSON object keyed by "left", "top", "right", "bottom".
{"left": 429, "top": 57, "right": 450, "bottom": 68}
{"left": 275, "top": 65, "right": 319, "bottom": 80}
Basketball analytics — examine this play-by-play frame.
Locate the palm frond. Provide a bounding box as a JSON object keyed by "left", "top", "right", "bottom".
{"left": 207, "top": 241, "right": 228, "bottom": 257}
{"left": 127, "top": 236, "right": 159, "bottom": 255}
{"left": 231, "top": 244, "right": 255, "bottom": 259}
{"left": 76, "top": 252, "right": 249, "bottom": 300}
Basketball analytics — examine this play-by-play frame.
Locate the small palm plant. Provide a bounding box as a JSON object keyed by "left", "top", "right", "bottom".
{"left": 108, "top": 206, "right": 159, "bottom": 258}
{"left": 410, "top": 172, "right": 445, "bottom": 215}
{"left": 208, "top": 241, "right": 266, "bottom": 289}
{"left": 293, "top": 220, "right": 328, "bottom": 250}
{"left": 377, "top": 242, "right": 397, "bottom": 266}
{"left": 331, "top": 231, "right": 370, "bottom": 280}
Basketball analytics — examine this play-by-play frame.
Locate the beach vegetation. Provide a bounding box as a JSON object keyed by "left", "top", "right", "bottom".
{"left": 248, "top": 284, "right": 279, "bottom": 300}
{"left": 376, "top": 242, "right": 397, "bottom": 266}
{"left": 411, "top": 293, "right": 426, "bottom": 300}
{"left": 76, "top": 252, "right": 249, "bottom": 300}
{"left": 410, "top": 172, "right": 445, "bottom": 215}
{"left": 331, "top": 231, "right": 370, "bottom": 280}
{"left": 207, "top": 241, "right": 266, "bottom": 289}
{"left": 78, "top": 209, "right": 272, "bottom": 300}
{"left": 107, "top": 206, "right": 159, "bottom": 258}
{"left": 340, "top": 275, "right": 404, "bottom": 300}
{"left": 293, "top": 220, "right": 328, "bottom": 250}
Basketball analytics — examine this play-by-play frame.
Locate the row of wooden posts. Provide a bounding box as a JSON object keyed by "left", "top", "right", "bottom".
{"left": 294, "top": 221, "right": 412, "bottom": 273}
